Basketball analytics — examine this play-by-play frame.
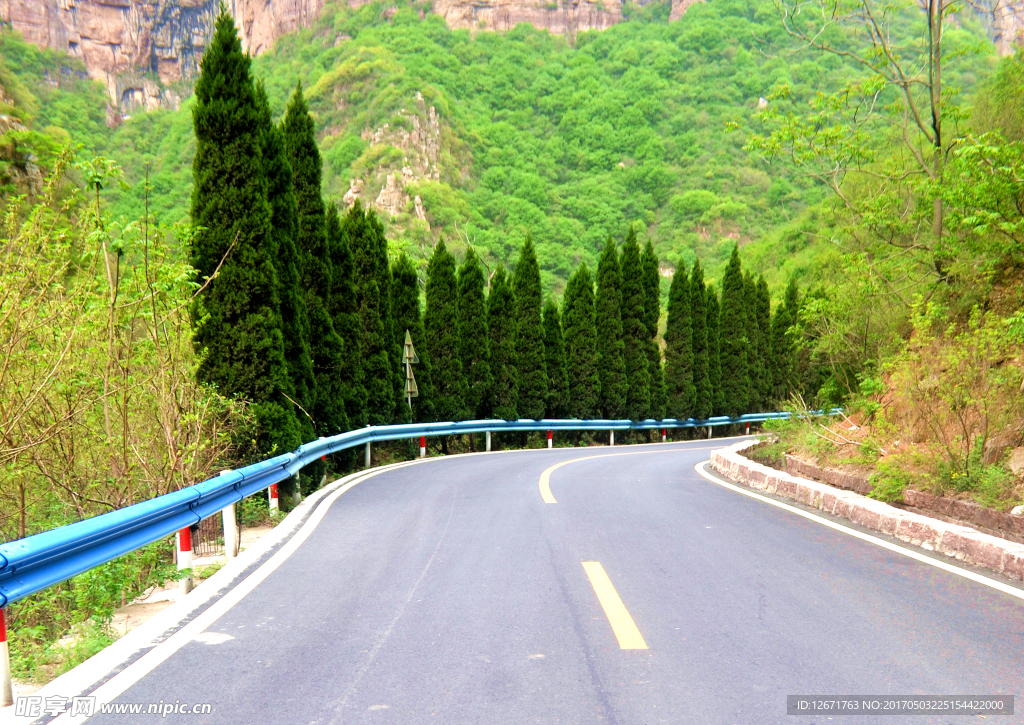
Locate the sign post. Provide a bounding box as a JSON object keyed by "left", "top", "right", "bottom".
{"left": 402, "top": 330, "right": 419, "bottom": 410}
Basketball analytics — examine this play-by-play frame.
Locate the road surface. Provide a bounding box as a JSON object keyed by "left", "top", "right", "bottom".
{"left": 66, "top": 439, "right": 1024, "bottom": 723}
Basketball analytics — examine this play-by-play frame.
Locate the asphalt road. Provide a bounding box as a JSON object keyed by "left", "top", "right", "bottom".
{"left": 84, "top": 439, "right": 1024, "bottom": 724}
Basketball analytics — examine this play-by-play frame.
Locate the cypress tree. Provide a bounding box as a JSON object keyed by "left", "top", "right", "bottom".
{"left": 620, "top": 230, "right": 650, "bottom": 421}
{"left": 641, "top": 239, "right": 666, "bottom": 421}
{"left": 595, "top": 237, "right": 626, "bottom": 419}
{"left": 563, "top": 264, "right": 600, "bottom": 420}
{"left": 663, "top": 262, "right": 693, "bottom": 420}
{"left": 706, "top": 286, "right": 723, "bottom": 416}
{"left": 542, "top": 298, "right": 569, "bottom": 418}
{"left": 718, "top": 246, "right": 750, "bottom": 417}
{"left": 326, "top": 203, "right": 367, "bottom": 428}
{"left": 255, "top": 81, "right": 314, "bottom": 445}
{"left": 423, "top": 239, "right": 467, "bottom": 423}
{"left": 689, "top": 260, "right": 712, "bottom": 419}
{"left": 743, "top": 271, "right": 766, "bottom": 413}
{"left": 755, "top": 275, "right": 773, "bottom": 410}
{"left": 513, "top": 236, "right": 548, "bottom": 420}
{"left": 392, "top": 252, "right": 434, "bottom": 423}
{"left": 284, "top": 81, "right": 347, "bottom": 439}
{"left": 487, "top": 266, "right": 518, "bottom": 421}
{"left": 457, "top": 248, "right": 491, "bottom": 419}
{"left": 190, "top": 10, "right": 299, "bottom": 454}
{"left": 769, "top": 279, "right": 800, "bottom": 403}
{"left": 345, "top": 201, "right": 396, "bottom": 425}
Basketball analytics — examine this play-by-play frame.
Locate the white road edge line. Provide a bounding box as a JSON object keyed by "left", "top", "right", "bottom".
{"left": 47, "top": 460, "right": 424, "bottom": 725}
{"left": 694, "top": 460, "right": 1024, "bottom": 602}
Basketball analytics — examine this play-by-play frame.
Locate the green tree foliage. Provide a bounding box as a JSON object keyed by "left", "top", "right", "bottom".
{"left": 642, "top": 239, "right": 666, "bottom": 421}
{"left": 754, "top": 275, "right": 773, "bottom": 409}
{"left": 706, "top": 286, "right": 723, "bottom": 416}
{"left": 392, "top": 252, "right": 434, "bottom": 422}
{"left": 689, "top": 260, "right": 713, "bottom": 419}
{"left": 563, "top": 264, "right": 600, "bottom": 420}
{"left": 457, "top": 248, "right": 491, "bottom": 418}
{"left": 284, "top": 81, "right": 348, "bottom": 438}
{"left": 718, "top": 246, "right": 749, "bottom": 416}
{"left": 595, "top": 238, "right": 626, "bottom": 418}
{"left": 769, "top": 279, "right": 800, "bottom": 402}
{"left": 189, "top": 10, "right": 299, "bottom": 453}
{"left": 487, "top": 266, "right": 518, "bottom": 420}
{"left": 345, "top": 200, "right": 396, "bottom": 425}
{"left": 255, "top": 82, "right": 315, "bottom": 445}
{"left": 742, "top": 272, "right": 766, "bottom": 413}
{"left": 620, "top": 229, "right": 651, "bottom": 421}
{"left": 664, "top": 263, "right": 693, "bottom": 420}
{"left": 424, "top": 239, "right": 467, "bottom": 422}
{"left": 542, "top": 298, "right": 570, "bottom": 418}
{"left": 326, "top": 203, "right": 368, "bottom": 428}
{"left": 512, "top": 236, "right": 548, "bottom": 420}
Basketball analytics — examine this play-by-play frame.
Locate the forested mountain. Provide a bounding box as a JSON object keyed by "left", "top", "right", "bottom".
{"left": 2, "top": 0, "right": 996, "bottom": 294}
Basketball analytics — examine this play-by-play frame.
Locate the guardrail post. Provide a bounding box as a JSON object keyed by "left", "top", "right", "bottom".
{"left": 419, "top": 436, "right": 426, "bottom": 458}
{"left": 177, "top": 527, "right": 193, "bottom": 595}
{"left": 486, "top": 431, "right": 491, "bottom": 452}
{"left": 745, "top": 422, "right": 750, "bottom": 435}
{"left": 547, "top": 430, "right": 552, "bottom": 449}
{"left": 268, "top": 483, "right": 279, "bottom": 511}
{"left": 222, "top": 503, "right": 238, "bottom": 559}
{"left": 1, "top": 607, "right": 12, "bottom": 707}
{"left": 365, "top": 442, "right": 371, "bottom": 468}
{"left": 609, "top": 430, "right": 614, "bottom": 447}
{"left": 707, "top": 426, "right": 712, "bottom": 439}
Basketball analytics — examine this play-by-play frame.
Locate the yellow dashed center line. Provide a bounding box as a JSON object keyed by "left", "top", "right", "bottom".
{"left": 582, "top": 561, "right": 648, "bottom": 650}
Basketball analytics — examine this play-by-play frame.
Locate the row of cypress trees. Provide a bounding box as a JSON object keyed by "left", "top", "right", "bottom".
{"left": 190, "top": 11, "right": 414, "bottom": 461}
{"left": 189, "top": 10, "right": 802, "bottom": 461}
{"left": 415, "top": 230, "right": 802, "bottom": 426}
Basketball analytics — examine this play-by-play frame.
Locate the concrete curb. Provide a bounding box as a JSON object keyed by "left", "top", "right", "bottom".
{"left": 711, "top": 440, "right": 1024, "bottom": 581}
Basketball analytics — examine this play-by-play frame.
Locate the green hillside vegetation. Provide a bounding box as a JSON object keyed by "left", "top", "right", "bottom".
{"left": 2, "top": 0, "right": 995, "bottom": 293}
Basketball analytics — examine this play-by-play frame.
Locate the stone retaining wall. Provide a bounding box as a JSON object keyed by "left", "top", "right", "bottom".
{"left": 711, "top": 440, "right": 1024, "bottom": 581}
{"left": 783, "top": 454, "right": 1024, "bottom": 544}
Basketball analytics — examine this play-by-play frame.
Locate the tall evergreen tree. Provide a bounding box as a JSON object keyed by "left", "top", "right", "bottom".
{"left": 706, "top": 286, "right": 723, "bottom": 416}
{"left": 423, "top": 239, "right": 467, "bottom": 423}
{"left": 326, "top": 203, "right": 367, "bottom": 428}
{"left": 769, "top": 279, "right": 800, "bottom": 403}
{"left": 664, "top": 262, "right": 693, "bottom": 420}
{"left": 457, "top": 248, "right": 491, "bottom": 419}
{"left": 283, "top": 81, "right": 347, "bottom": 439}
{"left": 595, "top": 237, "right": 626, "bottom": 418}
{"left": 513, "top": 236, "right": 547, "bottom": 420}
{"left": 689, "top": 260, "right": 712, "bottom": 419}
{"left": 563, "top": 264, "right": 600, "bottom": 420}
{"left": 641, "top": 239, "right": 666, "bottom": 421}
{"left": 755, "top": 275, "right": 773, "bottom": 410}
{"left": 487, "top": 266, "right": 518, "bottom": 421}
{"left": 255, "top": 81, "right": 314, "bottom": 445}
{"left": 620, "top": 230, "right": 650, "bottom": 421}
{"left": 542, "top": 298, "right": 569, "bottom": 418}
{"left": 743, "top": 271, "right": 766, "bottom": 413}
{"left": 190, "top": 10, "right": 299, "bottom": 454}
{"left": 392, "top": 252, "right": 434, "bottom": 423}
{"left": 345, "top": 201, "right": 396, "bottom": 425}
{"left": 718, "top": 246, "right": 750, "bottom": 417}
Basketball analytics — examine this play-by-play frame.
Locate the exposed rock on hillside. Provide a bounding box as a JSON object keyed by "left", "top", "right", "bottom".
{"left": 432, "top": 0, "right": 621, "bottom": 39}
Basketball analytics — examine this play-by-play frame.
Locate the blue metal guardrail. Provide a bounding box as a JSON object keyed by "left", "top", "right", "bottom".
{"left": 0, "top": 410, "right": 839, "bottom": 607}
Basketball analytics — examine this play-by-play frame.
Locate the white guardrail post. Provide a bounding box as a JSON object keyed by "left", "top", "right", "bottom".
{"left": 177, "top": 527, "right": 193, "bottom": 595}
{"left": 1, "top": 607, "right": 12, "bottom": 707}
{"left": 486, "top": 431, "right": 491, "bottom": 452}
{"left": 222, "top": 503, "right": 238, "bottom": 559}
{"left": 365, "top": 442, "right": 371, "bottom": 468}
{"left": 609, "top": 430, "right": 615, "bottom": 447}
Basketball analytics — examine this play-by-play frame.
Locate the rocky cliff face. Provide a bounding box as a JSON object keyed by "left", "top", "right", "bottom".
{"left": 0, "top": 0, "right": 324, "bottom": 112}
